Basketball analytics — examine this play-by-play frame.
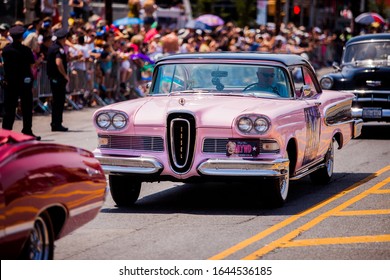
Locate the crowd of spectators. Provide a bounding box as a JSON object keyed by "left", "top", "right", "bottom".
{"left": 0, "top": 0, "right": 386, "bottom": 113}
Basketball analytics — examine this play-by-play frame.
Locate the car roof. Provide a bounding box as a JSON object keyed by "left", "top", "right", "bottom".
{"left": 156, "top": 52, "right": 311, "bottom": 68}
{"left": 346, "top": 33, "right": 390, "bottom": 45}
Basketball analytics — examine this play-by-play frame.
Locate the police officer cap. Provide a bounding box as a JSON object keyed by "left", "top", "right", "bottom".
{"left": 0, "top": 23, "right": 10, "bottom": 31}
{"left": 54, "top": 28, "right": 68, "bottom": 39}
{"left": 9, "top": 25, "right": 25, "bottom": 37}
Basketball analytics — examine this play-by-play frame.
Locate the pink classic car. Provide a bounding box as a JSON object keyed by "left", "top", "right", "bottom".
{"left": 0, "top": 129, "right": 107, "bottom": 259}
{"left": 93, "top": 53, "right": 362, "bottom": 208}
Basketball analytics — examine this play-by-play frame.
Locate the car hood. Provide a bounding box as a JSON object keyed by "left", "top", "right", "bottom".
{"left": 339, "top": 64, "right": 390, "bottom": 89}
{"left": 107, "top": 95, "right": 291, "bottom": 128}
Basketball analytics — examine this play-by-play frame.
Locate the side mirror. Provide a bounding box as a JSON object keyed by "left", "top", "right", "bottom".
{"left": 144, "top": 82, "right": 152, "bottom": 95}
{"left": 301, "top": 85, "right": 312, "bottom": 98}
{"left": 332, "top": 62, "right": 341, "bottom": 71}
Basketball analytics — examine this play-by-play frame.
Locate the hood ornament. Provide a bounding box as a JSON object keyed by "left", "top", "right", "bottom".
{"left": 366, "top": 80, "right": 381, "bottom": 87}
{"left": 178, "top": 98, "right": 186, "bottom": 106}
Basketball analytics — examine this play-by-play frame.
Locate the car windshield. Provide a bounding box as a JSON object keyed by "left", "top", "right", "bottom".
{"left": 150, "top": 63, "right": 292, "bottom": 98}
{"left": 343, "top": 41, "right": 390, "bottom": 64}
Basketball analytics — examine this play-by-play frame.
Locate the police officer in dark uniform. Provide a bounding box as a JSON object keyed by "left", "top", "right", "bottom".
{"left": 2, "top": 25, "right": 41, "bottom": 140}
{"left": 47, "top": 28, "right": 69, "bottom": 132}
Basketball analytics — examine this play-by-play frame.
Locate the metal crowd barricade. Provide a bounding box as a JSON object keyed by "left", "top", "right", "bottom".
{"left": 35, "top": 60, "right": 111, "bottom": 112}
{"left": 0, "top": 82, "right": 4, "bottom": 116}
{"left": 35, "top": 61, "right": 52, "bottom": 113}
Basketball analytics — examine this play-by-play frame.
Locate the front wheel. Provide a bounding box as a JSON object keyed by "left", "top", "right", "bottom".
{"left": 310, "top": 138, "right": 335, "bottom": 184}
{"left": 265, "top": 171, "right": 290, "bottom": 208}
{"left": 109, "top": 175, "right": 141, "bottom": 207}
{"left": 264, "top": 153, "right": 290, "bottom": 208}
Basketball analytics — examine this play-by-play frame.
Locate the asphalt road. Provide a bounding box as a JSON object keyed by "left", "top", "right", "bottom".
{"left": 8, "top": 103, "right": 390, "bottom": 260}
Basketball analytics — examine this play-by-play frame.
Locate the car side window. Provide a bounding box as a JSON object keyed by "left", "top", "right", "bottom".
{"left": 291, "top": 67, "right": 304, "bottom": 97}
{"left": 154, "top": 65, "right": 187, "bottom": 93}
{"left": 291, "top": 66, "right": 317, "bottom": 98}
{"left": 302, "top": 68, "right": 316, "bottom": 96}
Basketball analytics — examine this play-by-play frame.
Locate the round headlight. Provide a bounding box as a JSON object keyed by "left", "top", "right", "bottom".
{"left": 320, "top": 77, "right": 333, "bottom": 89}
{"left": 238, "top": 117, "right": 253, "bottom": 133}
{"left": 254, "top": 117, "right": 270, "bottom": 133}
{"left": 96, "top": 113, "right": 111, "bottom": 129}
{"left": 112, "top": 113, "right": 127, "bottom": 129}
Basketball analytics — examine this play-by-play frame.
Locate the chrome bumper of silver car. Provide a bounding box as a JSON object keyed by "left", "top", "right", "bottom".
{"left": 197, "top": 158, "right": 289, "bottom": 177}
{"left": 94, "top": 155, "right": 163, "bottom": 174}
{"left": 352, "top": 108, "right": 390, "bottom": 119}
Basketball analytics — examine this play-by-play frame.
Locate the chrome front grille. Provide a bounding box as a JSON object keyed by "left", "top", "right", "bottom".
{"left": 203, "top": 138, "right": 279, "bottom": 154}
{"left": 203, "top": 138, "right": 230, "bottom": 153}
{"left": 167, "top": 113, "right": 196, "bottom": 173}
{"left": 98, "top": 135, "right": 164, "bottom": 151}
{"left": 350, "top": 91, "right": 390, "bottom": 109}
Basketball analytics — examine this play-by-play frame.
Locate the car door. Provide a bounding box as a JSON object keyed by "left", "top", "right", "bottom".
{"left": 290, "top": 66, "right": 322, "bottom": 166}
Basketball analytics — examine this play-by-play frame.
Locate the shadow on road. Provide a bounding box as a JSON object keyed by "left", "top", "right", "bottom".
{"left": 100, "top": 171, "right": 371, "bottom": 216}
{"left": 100, "top": 123, "right": 387, "bottom": 216}
{"left": 358, "top": 123, "right": 390, "bottom": 140}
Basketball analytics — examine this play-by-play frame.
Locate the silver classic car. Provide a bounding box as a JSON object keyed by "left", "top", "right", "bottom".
{"left": 320, "top": 33, "right": 390, "bottom": 122}
{"left": 93, "top": 53, "right": 362, "bottom": 208}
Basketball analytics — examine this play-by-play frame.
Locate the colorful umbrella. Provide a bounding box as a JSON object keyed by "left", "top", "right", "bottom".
{"left": 185, "top": 19, "right": 211, "bottom": 30}
{"left": 196, "top": 14, "right": 224, "bottom": 27}
{"left": 113, "top": 17, "right": 143, "bottom": 26}
{"left": 130, "top": 53, "right": 154, "bottom": 64}
{"left": 355, "top": 12, "right": 385, "bottom": 25}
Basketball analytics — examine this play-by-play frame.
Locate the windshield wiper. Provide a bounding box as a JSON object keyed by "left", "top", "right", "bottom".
{"left": 169, "top": 89, "right": 210, "bottom": 94}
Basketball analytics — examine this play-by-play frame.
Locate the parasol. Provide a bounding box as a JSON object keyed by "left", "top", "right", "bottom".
{"left": 185, "top": 19, "right": 211, "bottom": 30}
{"left": 355, "top": 12, "right": 385, "bottom": 25}
{"left": 113, "top": 17, "right": 143, "bottom": 26}
{"left": 196, "top": 14, "right": 224, "bottom": 27}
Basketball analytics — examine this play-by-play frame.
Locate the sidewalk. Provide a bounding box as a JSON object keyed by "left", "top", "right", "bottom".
{"left": 316, "top": 66, "right": 334, "bottom": 77}
{"left": 3, "top": 107, "right": 100, "bottom": 152}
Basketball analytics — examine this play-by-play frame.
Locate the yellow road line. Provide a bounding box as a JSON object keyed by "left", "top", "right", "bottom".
{"left": 280, "top": 234, "right": 390, "bottom": 247}
{"left": 334, "top": 209, "right": 390, "bottom": 216}
{"left": 371, "top": 189, "right": 390, "bottom": 194}
{"left": 242, "top": 176, "right": 390, "bottom": 259}
{"left": 208, "top": 165, "right": 390, "bottom": 260}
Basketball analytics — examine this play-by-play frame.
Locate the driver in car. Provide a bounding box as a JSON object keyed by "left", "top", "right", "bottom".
{"left": 245, "top": 67, "right": 288, "bottom": 97}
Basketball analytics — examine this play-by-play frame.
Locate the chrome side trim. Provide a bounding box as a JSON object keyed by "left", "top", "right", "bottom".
{"left": 324, "top": 98, "right": 353, "bottom": 125}
{"left": 353, "top": 119, "right": 363, "bottom": 138}
{"left": 69, "top": 201, "right": 105, "bottom": 217}
{"left": 294, "top": 156, "right": 324, "bottom": 175}
{"left": 94, "top": 155, "right": 163, "bottom": 174}
{"left": 2, "top": 221, "right": 34, "bottom": 238}
{"left": 290, "top": 163, "right": 326, "bottom": 180}
{"left": 198, "top": 158, "right": 289, "bottom": 177}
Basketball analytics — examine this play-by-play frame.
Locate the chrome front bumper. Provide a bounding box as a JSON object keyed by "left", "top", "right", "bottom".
{"left": 95, "top": 154, "right": 289, "bottom": 178}
{"left": 198, "top": 158, "right": 289, "bottom": 177}
{"left": 94, "top": 155, "right": 163, "bottom": 174}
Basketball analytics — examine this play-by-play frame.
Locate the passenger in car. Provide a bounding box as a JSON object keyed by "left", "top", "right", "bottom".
{"left": 365, "top": 46, "right": 377, "bottom": 60}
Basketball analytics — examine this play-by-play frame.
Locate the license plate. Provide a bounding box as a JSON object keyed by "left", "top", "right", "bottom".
{"left": 362, "top": 108, "right": 382, "bottom": 119}
{"left": 226, "top": 139, "right": 259, "bottom": 157}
